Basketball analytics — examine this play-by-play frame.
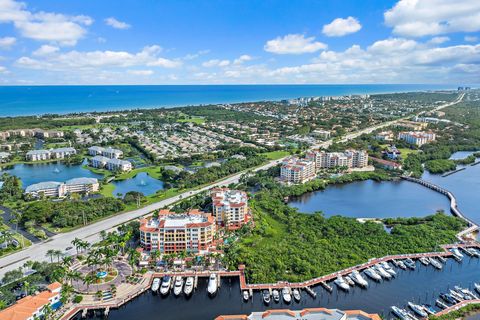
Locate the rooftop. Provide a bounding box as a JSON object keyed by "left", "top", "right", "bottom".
{"left": 25, "top": 181, "right": 62, "bottom": 193}
{"left": 65, "top": 177, "right": 98, "bottom": 185}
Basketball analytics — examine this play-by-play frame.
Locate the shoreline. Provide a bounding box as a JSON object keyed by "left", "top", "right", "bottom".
{"left": 0, "top": 84, "right": 458, "bottom": 118}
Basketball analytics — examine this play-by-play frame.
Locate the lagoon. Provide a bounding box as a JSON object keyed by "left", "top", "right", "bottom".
{"left": 111, "top": 172, "right": 164, "bottom": 197}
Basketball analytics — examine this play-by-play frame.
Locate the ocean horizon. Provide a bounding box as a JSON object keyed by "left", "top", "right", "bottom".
{"left": 0, "top": 84, "right": 459, "bottom": 117}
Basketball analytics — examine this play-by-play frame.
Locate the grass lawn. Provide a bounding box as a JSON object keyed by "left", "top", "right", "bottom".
{"left": 0, "top": 223, "right": 32, "bottom": 257}
{"left": 82, "top": 165, "right": 114, "bottom": 177}
{"left": 56, "top": 124, "right": 98, "bottom": 131}
{"left": 115, "top": 166, "right": 163, "bottom": 180}
{"left": 100, "top": 183, "right": 116, "bottom": 197}
{"left": 261, "top": 150, "right": 290, "bottom": 160}
{"left": 177, "top": 117, "right": 205, "bottom": 124}
{"left": 398, "top": 148, "right": 420, "bottom": 158}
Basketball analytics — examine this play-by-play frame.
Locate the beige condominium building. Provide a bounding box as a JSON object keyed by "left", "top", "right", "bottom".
{"left": 211, "top": 188, "right": 248, "bottom": 228}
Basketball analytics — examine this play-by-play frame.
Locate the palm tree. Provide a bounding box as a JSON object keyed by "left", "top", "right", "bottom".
{"left": 71, "top": 238, "right": 82, "bottom": 254}
{"left": 53, "top": 249, "right": 63, "bottom": 263}
{"left": 23, "top": 280, "right": 30, "bottom": 296}
{"left": 46, "top": 249, "right": 56, "bottom": 263}
{"left": 60, "top": 283, "right": 74, "bottom": 304}
{"left": 83, "top": 273, "right": 95, "bottom": 293}
{"left": 62, "top": 256, "right": 73, "bottom": 268}
{"left": 65, "top": 270, "right": 82, "bottom": 285}
{"left": 41, "top": 303, "right": 53, "bottom": 320}
{"left": 128, "top": 248, "right": 140, "bottom": 271}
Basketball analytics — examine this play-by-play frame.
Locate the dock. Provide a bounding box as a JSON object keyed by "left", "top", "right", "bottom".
{"left": 442, "top": 167, "right": 466, "bottom": 177}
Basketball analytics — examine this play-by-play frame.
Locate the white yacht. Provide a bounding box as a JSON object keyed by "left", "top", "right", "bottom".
{"left": 404, "top": 258, "right": 416, "bottom": 270}
{"left": 429, "top": 257, "right": 443, "bottom": 269}
{"left": 450, "top": 248, "right": 464, "bottom": 260}
{"left": 475, "top": 283, "right": 480, "bottom": 294}
{"left": 349, "top": 270, "right": 368, "bottom": 287}
{"left": 364, "top": 267, "right": 382, "bottom": 281}
{"left": 334, "top": 276, "right": 350, "bottom": 291}
{"left": 391, "top": 306, "right": 411, "bottom": 320}
{"left": 173, "top": 276, "right": 184, "bottom": 296}
{"left": 160, "top": 276, "right": 172, "bottom": 295}
{"left": 151, "top": 277, "right": 161, "bottom": 292}
{"left": 184, "top": 277, "right": 194, "bottom": 296}
{"left": 419, "top": 257, "right": 430, "bottom": 265}
{"left": 375, "top": 264, "right": 392, "bottom": 279}
{"left": 397, "top": 260, "right": 407, "bottom": 270}
{"left": 437, "top": 256, "right": 447, "bottom": 263}
{"left": 207, "top": 274, "right": 218, "bottom": 295}
{"left": 381, "top": 261, "right": 397, "bottom": 276}
{"left": 262, "top": 290, "right": 271, "bottom": 304}
{"left": 282, "top": 287, "right": 291, "bottom": 303}
{"left": 272, "top": 289, "right": 280, "bottom": 303}
{"left": 408, "top": 301, "right": 428, "bottom": 318}
{"left": 292, "top": 288, "right": 301, "bottom": 302}
{"left": 243, "top": 290, "right": 249, "bottom": 301}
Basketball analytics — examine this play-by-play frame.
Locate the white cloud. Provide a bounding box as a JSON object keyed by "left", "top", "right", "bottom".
{"left": 202, "top": 59, "right": 230, "bottom": 67}
{"left": 0, "top": 65, "right": 7, "bottom": 73}
{"left": 385, "top": 0, "right": 480, "bottom": 37}
{"left": 465, "top": 36, "right": 478, "bottom": 42}
{"left": 264, "top": 34, "right": 327, "bottom": 54}
{"left": 127, "top": 69, "right": 153, "bottom": 76}
{"left": 322, "top": 16, "right": 362, "bottom": 37}
{"left": 428, "top": 36, "right": 450, "bottom": 44}
{"left": 0, "top": 0, "right": 93, "bottom": 46}
{"left": 16, "top": 45, "right": 182, "bottom": 70}
{"left": 233, "top": 54, "right": 253, "bottom": 65}
{"left": 32, "top": 45, "right": 59, "bottom": 56}
{"left": 104, "top": 17, "right": 130, "bottom": 30}
{"left": 0, "top": 36, "right": 16, "bottom": 49}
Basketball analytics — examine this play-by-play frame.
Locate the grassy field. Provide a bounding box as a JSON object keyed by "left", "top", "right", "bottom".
{"left": 0, "top": 223, "right": 32, "bottom": 257}
{"left": 115, "top": 166, "right": 163, "bottom": 180}
{"left": 261, "top": 150, "right": 290, "bottom": 160}
{"left": 99, "top": 183, "right": 116, "bottom": 197}
{"left": 177, "top": 117, "right": 205, "bottom": 124}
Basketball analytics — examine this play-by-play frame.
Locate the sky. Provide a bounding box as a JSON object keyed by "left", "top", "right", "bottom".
{"left": 0, "top": 0, "right": 479, "bottom": 85}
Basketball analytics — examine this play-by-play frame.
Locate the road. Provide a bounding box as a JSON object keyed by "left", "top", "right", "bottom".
{"left": 0, "top": 92, "right": 465, "bottom": 278}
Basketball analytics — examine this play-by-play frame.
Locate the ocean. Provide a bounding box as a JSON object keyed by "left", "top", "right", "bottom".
{"left": 0, "top": 84, "right": 454, "bottom": 117}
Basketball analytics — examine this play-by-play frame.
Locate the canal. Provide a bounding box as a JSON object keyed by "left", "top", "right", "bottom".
{"left": 77, "top": 256, "right": 480, "bottom": 320}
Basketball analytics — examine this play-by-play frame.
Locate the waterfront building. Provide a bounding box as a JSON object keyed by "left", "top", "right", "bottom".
{"left": 88, "top": 146, "right": 123, "bottom": 158}
{"left": 25, "top": 178, "right": 99, "bottom": 198}
{"left": 280, "top": 156, "right": 316, "bottom": 184}
{"left": 306, "top": 150, "right": 369, "bottom": 171}
{"left": 211, "top": 188, "right": 248, "bottom": 227}
{"left": 25, "top": 150, "right": 51, "bottom": 161}
{"left": 215, "top": 308, "right": 381, "bottom": 320}
{"left": 370, "top": 157, "right": 403, "bottom": 170}
{"left": 139, "top": 209, "right": 215, "bottom": 254}
{"left": 91, "top": 155, "right": 132, "bottom": 172}
{"left": 398, "top": 131, "right": 436, "bottom": 146}
{"left": 0, "top": 282, "right": 62, "bottom": 320}
{"left": 50, "top": 147, "right": 76, "bottom": 159}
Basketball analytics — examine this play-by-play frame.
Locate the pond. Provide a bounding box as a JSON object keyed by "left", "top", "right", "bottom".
{"left": 111, "top": 172, "right": 164, "bottom": 198}
{"left": 0, "top": 161, "right": 102, "bottom": 187}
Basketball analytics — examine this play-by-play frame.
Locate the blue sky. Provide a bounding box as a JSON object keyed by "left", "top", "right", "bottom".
{"left": 0, "top": 0, "right": 479, "bottom": 84}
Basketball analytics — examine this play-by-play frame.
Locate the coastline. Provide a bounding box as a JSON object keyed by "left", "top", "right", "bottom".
{"left": 0, "top": 84, "right": 457, "bottom": 117}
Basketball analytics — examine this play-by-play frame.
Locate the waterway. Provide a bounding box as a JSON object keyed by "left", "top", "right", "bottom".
{"left": 0, "top": 162, "right": 165, "bottom": 196}
{"left": 76, "top": 256, "right": 480, "bottom": 320}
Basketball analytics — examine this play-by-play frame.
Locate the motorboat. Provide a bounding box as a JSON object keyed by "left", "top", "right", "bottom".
{"left": 391, "top": 306, "right": 411, "bottom": 320}
{"left": 404, "top": 258, "right": 416, "bottom": 270}
{"left": 334, "top": 276, "right": 350, "bottom": 291}
{"left": 461, "top": 247, "right": 474, "bottom": 256}
{"left": 440, "top": 292, "right": 456, "bottom": 304}
{"left": 151, "top": 277, "right": 161, "bottom": 292}
{"left": 349, "top": 270, "right": 368, "bottom": 287}
{"left": 173, "top": 276, "right": 184, "bottom": 296}
{"left": 375, "top": 265, "right": 392, "bottom": 279}
{"left": 364, "top": 267, "right": 382, "bottom": 281}
{"left": 450, "top": 248, "right": 464, "bottom": 261}
{"left": 381, "top": 261, "right": 397, "bottom": 276}
{"left": 408, "top": 301, "right": 428, "bottom": 318}
{"left": 397, "top": 260, "right": 407, "bottom": 270}
{"left": 243, "top": 290, "right": 249, "bottom": 301}
{"left": 262, "top": 290, "right": 271, "bottom": 304}
{"left": 423, "top": 304, "right": 436, "bottom": 315}
{"left": 469, "top": 248, "right": 480, "bottom": 257}
{"left": 449, "top": 289, "right": 464, "bottom": 302}
{"left": 292, "top": 288, "right": 301, "bottom": 302}
{"left": 429, "top": 257, "right": 443, "bottom": 269}
{"left": 475, "top": 283, "right": 480, "bottom": 294}
{"left": 272, "top": 289, "right": 280, "bottom": 303}
{"left": 160, "top": 276, "right": 172, "bottom": 295}
{"left": 454, "top": 286, "right": 477, "bottom": 300}
{"left": 419, "top": 257, "right": 430, "bottom": 266}
{"left": 207, "top": 274, "right": 217, "bottom": 295}
{"left": 435, "top": 299, "right": 448, "bottom": 309}
{"left": 282, "top": 287, "right": 291, "bottom": 303}
{"left": 344, "top": 276, "right": 355, "bottom": 286}
{"left": 437, "top": 256, "right": 447, "bottom": 263}
{"left": 184, "top": 277, "right": 194, "bottom": 296}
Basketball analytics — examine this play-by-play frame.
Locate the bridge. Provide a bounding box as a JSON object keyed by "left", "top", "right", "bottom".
{"left": 401, "top": 176, "right": 478, "bottom": 232}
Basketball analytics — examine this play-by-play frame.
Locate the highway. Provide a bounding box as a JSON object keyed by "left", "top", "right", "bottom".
{"left": 0, "top": 92, "right": 465, "bottom": 278}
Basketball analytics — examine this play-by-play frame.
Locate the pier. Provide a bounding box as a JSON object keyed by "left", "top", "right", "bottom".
{"left": 441, "top": 167, "right": 466, "bottom": 177}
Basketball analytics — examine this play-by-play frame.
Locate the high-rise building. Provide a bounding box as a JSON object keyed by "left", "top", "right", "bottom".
{"left": 280, "top": 157, "right": 316, "bottom": 184}
{"left": 211, "top": 188, "right": 248, "bottom": 227}
{"left": 306, "top": 150, "right": 369, "bottom": 170}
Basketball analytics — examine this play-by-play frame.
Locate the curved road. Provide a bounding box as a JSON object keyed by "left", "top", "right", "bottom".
{"left": 0, "top": 92, "right": 464, "bottom": 278}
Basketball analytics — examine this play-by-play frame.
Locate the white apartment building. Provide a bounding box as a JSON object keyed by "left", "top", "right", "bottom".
{"left": 25, "top": 178, "right": 99, "bottom": 198}
{"left": 26, "top": 150, "right": 51, "bottom": 161}
{"left": 280, "top": 157, "right": 316, "bottom": 184}
{"left": 88, "top": 146, "right": 123, "bottom": 158}
{"left": 306, "top": 150, "right": 369, "bottom": 170}
{"left": 398, "top": 131, "right": 436, "bottom": 146}
{"left": 50, "top": 147, "right": 77, "bottom": 159}
{"left": 211, "top": 188, "right": 248, "bottom": 227}
{"left": 91, "top": 155, "right": 132, "bottom": 172}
